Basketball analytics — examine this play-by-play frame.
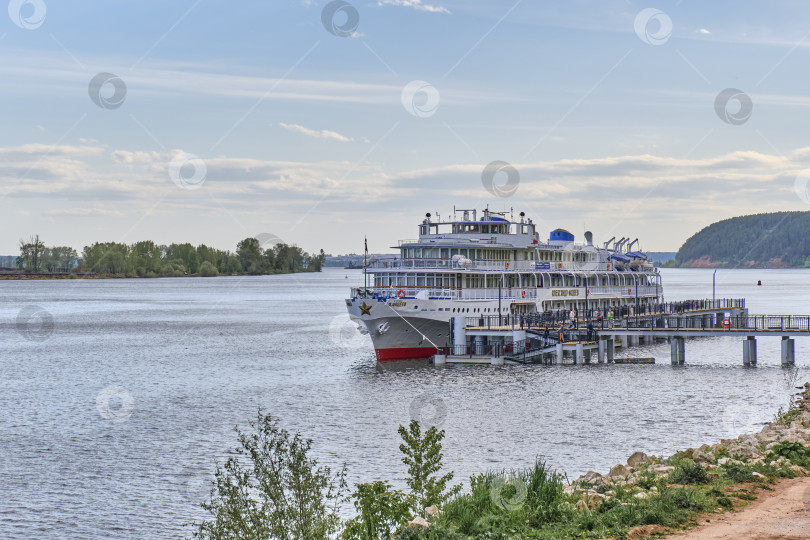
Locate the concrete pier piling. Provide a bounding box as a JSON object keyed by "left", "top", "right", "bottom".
{"left": 670, "top": 336, "right": 685, "bottom": 365}
{"left": 598, "top": 339, "right": 606, "bottom": 363}
{"left": 555, "top": 343, "right": 563, "bottom": 365}
{"left": 743, "top": 336, "right": 757, "bottom": 366}
{"left": 781, "top": 336, "right": 795, "bottom": 366}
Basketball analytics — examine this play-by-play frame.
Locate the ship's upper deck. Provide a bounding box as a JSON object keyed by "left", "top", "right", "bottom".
{"left": 373, "top": 208, "right": 654, "bottom": 275}
{"left": 395, "top": 209, "right": 538, "bottom": 250}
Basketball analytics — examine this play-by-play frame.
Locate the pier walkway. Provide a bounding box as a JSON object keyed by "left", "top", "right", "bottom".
{"left": 432, "top": 298, "right": 810, "bottom": 366}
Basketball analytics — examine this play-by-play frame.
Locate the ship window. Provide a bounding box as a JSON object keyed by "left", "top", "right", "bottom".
{"left": 482, "top": 225, "right": 489, "bottom": 233}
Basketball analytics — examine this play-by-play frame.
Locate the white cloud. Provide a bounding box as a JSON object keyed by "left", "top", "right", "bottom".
{"left": 696, "top": 28, "right": 711, "bottom": 35}
{"left": 2, "top": 142, "right": 809, "bottom": 252}
{"left": 44, "top": 208, "right": 124, "bottom": 217}
{"left": 277, "top": 123, "right": 354, "bottom": 142}
{"left": 377, "top": 0, "right": 450, "bottom": 14}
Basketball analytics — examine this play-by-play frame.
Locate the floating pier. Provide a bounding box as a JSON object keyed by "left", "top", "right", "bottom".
{"left": 430, "top": 298, "right": 810, "bottom": 367}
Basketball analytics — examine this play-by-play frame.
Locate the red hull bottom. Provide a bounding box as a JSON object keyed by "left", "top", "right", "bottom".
{"left": 375, "top": 347, "right": 436, "bottom": 362}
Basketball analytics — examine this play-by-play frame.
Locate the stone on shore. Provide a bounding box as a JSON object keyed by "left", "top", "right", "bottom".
{"left": 407, "top": 516, "right": 429, "bottom": 529}
{"left": 651, "top": 465, "right": 674, "bottom": 475}
{"left": 576, "top": 470, "right": 606, "bottom": 484}
{"left": 627, "top": 451, "right": 649, "bottom": 468}
{"left": 609, "top": 464, "right": 631, "bottom": 478}
{"left": 424, "top": 506, "right": 440, "bottom": 520}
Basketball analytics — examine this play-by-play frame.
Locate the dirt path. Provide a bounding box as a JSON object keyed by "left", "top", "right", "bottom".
{"left": 662, "top": 477, "right": 810, "bottom": 540}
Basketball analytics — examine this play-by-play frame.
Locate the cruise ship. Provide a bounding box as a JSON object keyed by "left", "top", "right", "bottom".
{"left": 345, "top": 209, "right": 662, "bottom": 361}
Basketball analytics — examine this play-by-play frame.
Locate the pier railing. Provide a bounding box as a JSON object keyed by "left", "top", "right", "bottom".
{"left": 621, "top": 314, "right": 810, "bottom": 332}
{"left": 465, "top": 298, "right": 746, "bottom": 331}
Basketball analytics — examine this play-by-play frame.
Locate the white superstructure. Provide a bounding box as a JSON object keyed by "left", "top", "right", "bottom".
{"left": 346, "top": 208, "right": 662, "bottom": 361}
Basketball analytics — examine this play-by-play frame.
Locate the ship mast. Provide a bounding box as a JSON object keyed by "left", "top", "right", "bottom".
{"left": 363, "top": 236, "right": 368, "bottom": 291}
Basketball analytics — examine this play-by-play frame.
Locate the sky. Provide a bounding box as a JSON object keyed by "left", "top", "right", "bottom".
{"left": 2, "top": 0, "right": 810, "bottom": 256}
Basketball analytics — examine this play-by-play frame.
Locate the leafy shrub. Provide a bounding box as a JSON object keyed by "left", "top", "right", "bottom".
{"left": 636, "top": 470, "right": 660, "bottom": 490}
{"left": 722, "top": 462, "right": 755, "bottom": 483}
{"left": 773, "top": 400, "right": 802, "bottom": 425}
{"left": 669, "top": 459, "right": 709, "bottom": 485}
{"left": 716, "top": 496, "right": 733, "bottom": 508}
{"left": 399, "top": 420, "right": 461, "bottom": 513}
{"left": 342, "top": 481, "right": 413, "bottom": 539}
{"left": 190, "top": 411, "right": 346, "bottom": 540}
{"left": 769, "top": 441, "right": 810, "bottom": 468}
{"left": 200, "top": 261, "right": 218, "bottom": 277}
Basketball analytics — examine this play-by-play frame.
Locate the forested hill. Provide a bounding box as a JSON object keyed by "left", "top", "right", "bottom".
{"left": 676, "top": 211, "right": 810, "bottom": 268}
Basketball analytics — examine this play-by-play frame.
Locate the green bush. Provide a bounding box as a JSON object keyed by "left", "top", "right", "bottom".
{"left": 342, "top": 481, "right": 413, "bottom": 539}
{"left": 190, "top": 412, "right": 347, "bottom": 540}
{"left": 398, "top": 420, "right": 461, "bottom": 513}
{"left": 773, "top": 400, "right": 802, "bottom": 425}
{"left": 200, "top": 261, "right": 218, "bottom": 277}
{"left": 722, "top": 463, "right": 755, "bottom": 483}
{"left": 669, "top": 459, "right": 710, "bottom": 485}
{"left": 769, "top": 441, "right": 810, "bottom": 468}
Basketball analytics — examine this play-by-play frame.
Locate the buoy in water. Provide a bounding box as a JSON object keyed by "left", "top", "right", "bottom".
{"left": 757, "top": 280, "right": 762, "bottom": 286}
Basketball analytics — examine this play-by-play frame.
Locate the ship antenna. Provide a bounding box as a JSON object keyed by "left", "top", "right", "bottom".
{"left": 363, "top": 236, "right": 368, "bottom": 291}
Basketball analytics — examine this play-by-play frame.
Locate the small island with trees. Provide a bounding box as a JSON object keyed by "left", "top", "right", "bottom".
{"left": 4, "top": 234, "right": 325, "bottom": 278}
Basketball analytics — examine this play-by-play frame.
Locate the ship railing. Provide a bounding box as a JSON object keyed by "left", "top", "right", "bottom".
{"left": 366, "top": 258, "right": 654, "bottom": 273}
{"left": 351, "top": 287, "right": 541, "bottom": 301}
{"left": 586, "top": 286, "right": 659, "bottom": 296}
{"left": 351, "top": 286, "right": 665, "bottom": 301}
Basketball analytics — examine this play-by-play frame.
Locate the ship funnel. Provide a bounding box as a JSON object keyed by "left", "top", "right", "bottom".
{"left": 584, "top": 231, "right": 593, "bottom": 246}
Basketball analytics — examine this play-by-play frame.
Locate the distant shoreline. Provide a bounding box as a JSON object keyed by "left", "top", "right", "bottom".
{"left": 0, "top": 271, "right": 320, "bottom": 280}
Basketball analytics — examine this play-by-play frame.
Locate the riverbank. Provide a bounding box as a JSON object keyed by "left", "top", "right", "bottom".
{"left": 403, "top": 383, "right": 810, "bottom": 539}
{"left": 568, "top": 383, "right": 810, "bottom": 539}
{"left": 0, "top": 273, "right": 98, "bottom": 279}
{"left": 0, "top": 271, "right": 320, "bottom": 279}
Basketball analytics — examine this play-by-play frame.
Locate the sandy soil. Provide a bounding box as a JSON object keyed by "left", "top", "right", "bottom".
{"left": 662, "top": 477, "right": 810, "bottom": 540}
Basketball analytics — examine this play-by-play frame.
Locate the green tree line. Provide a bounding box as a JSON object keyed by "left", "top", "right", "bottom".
{"left": 15, "top": 235, "right": 325, "bottom": 277}
{"left": 676, "top": 211, "right": 810, "bottom": 267}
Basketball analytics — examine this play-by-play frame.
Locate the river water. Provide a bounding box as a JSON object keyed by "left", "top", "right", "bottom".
{"left": 0, "top": 267, "right": 807, "bottom": 538}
